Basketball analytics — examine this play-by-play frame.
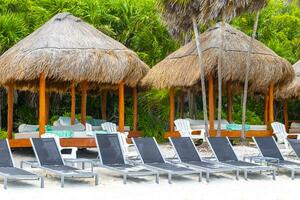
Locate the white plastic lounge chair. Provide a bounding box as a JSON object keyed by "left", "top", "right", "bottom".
{"left": 95, "top": 134, "right": 159, "bottom": 184}
{"left": 41, "top": 133, "right": 77, "bottom": 159}
{"left": 207, "top": 137, "right": 276, "bottom": 180}
{"left": 132, "top": 137, "right": 201, "bottom": 184}
{"left": 253, "top": 137, "right": 300, "bottom": 180}
{"left": 174, "top": 119, "right": 205, "bottom": 140}
{"left": 30, "top": 138, "right": 98, "bottom": 187}
{"left": 169, "top": 137, "right": 239, "bottom": 182}
{"left": 271, "top": 122, "right": 292, "bottom": 149}
{"left": 0, "top": 139, "right": 44, "bottom": 189}
{"left": 101, "top": 122, "right": 117, "bottom": 132}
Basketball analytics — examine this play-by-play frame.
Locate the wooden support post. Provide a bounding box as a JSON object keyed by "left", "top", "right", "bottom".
{"left": 132, "top": 87, "right": 138, "bottom": 131}
{"left": 208, "top": 74, "right": 215, "bottom": 130}
{"left": 71, "top": 83, "right": 76, "bottom": 125}
{"left": 264, "top": 90, "right": 269, "bottom": 125}
{"left": 118, "top": 81, "right": 125, "bottom": 133}
{"left": 7, "top": 83, "right": 14, "bottom": 139}
{"left": 39, "top": 72, "right": 46, "bottom": 136}
{"left": 101, "top": 90, "right": 107, "bottom": 120}
{"left": 45, "top": 92, "right": 49, "bottom": 124}
{"left": 227, "top": 82, "right": 233, "bottom": 123}
{"left": 283, "top": 99, "right": 289, "bottom": 131}
{"left": 269, "top": 83, "right": 274, "bottom": 123}
{"left": 81, "top": 80, "right": 87, "bottom": 125}
{"left": 169, "top": 87, "right": 175, "bottom": 132}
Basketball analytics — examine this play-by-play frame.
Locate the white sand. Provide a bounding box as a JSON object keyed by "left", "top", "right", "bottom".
{"left": 2, "top": 143, "right": 300, "bottom": 200}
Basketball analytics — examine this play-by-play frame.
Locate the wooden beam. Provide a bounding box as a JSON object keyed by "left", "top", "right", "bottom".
{"left": 81, "top": 80, "right": 88, "bottom": 125}
{"left": 39, "top": 72, "right": 46, "bottom": 136}
{"left": 283, "top": 99, "right": 289, "bottom": 131}
{"left": 101, "top": 90, "right": 107, "bottom": 120}
{"left": 169, "top": 87, "right": 175, "bottom": 132}
{"left": 264, "top": 90, "right": 269, "bottom": 125}
{"left": 227, "top": 81, "right": 233, "bottom": 123}
{"left": 132, "top": 87, "right": 138, "bottom": 131}
{"left": 118, "top": 81, "right": 125, "bottom": 132}
{"left": 7, "top": 83, "right": 14, "bottom": 139}
{"left": 71, "top": 83, "right": 76, "bottom": 125}
{"left": 45, "top": 92, "right": 50, "bottom": 124}
{"left": 269, "top": 83, "right": 274, "bottom": 123}
{"left": 208, "top": 74, "right": 215, "bottom": 130}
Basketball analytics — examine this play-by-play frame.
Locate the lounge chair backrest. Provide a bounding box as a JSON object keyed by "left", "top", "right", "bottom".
{"left": 253, "top": 137, "right": 284, "bottom": 160}
{"left": 271, "top": 122, "right": 289, "bottom": 149}
{"left": 0, "top": 140, "right": 14, "bottom": 167}
{"left": 169, "top": 137, "right": 201, "bottom": 162}
{"left": 207, "top": 137, "right": 238, "bottom": 162}
{"left": 174, "top": 119, "right": 192, "bottom": 137}
{"left": 95, "top": 134, "right": 125, "bottom": 165}
{"left": 31, "top": 138, "right": 64, "bottom": 166}
{"left": 133, "top": 137, "right": 165, "bottom": 164}
{"left": 288, "top": 139, "right": 300, "bottom": 158}
{"left": 101, "top": 122, "right": 117, "bottom": 133}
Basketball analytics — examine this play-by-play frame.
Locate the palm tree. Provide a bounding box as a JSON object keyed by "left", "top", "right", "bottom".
{"left": 158, "top": 0, "right": 267, "bottom": 139}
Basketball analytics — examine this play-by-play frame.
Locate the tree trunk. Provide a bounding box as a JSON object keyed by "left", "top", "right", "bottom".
{"left": 241, "top": 11, "right": 260, "bottom": 141}
{"left": 217, "top": 21, "right": 226, "bottom": 137}
{"left": 192, "top": 17, "right": 209, "bottom": 137}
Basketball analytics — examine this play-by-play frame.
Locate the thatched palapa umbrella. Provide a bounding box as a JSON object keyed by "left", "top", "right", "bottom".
{"left": 276, "top": 60, "right": 300, "bottom": 130}
{"left": 0, "top": 13, "right": 149, "bottom": 145}
{"left": 141, "top": 23, "right": 293, "bottom": 138}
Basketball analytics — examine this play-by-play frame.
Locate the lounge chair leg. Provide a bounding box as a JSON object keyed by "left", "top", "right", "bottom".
{"left": 123, "top": 175, "right": 127, "bottom": 184}
{"left": 61, "top": 176, "right": 65, "bottom": 188}
{"left": 95, "top": 174, "right": 99, "bottom": 186}
{"left": 272, "top": 170, "right": 276, "bottom": 180}
{"left": 155, "top": 173, "right": 159, "bottom": 184}
{"left": 168, "top": 173, "right": 172, "bottom": 184}
{"left": 235, "top": 170, "right": 239, "bottom": 180}
{"left": 198, "top": 172, "right": 202, "bottom": 182}
{"left": 20, "top": 161, "right": 23, "bottom": 168}
{"left": 244, "top": 170, "right": 248, "bottom": 180}
{"left": 40, "top": 177, "right": 44, "bottom": 188}
{"left": 206, "top": 172, "right": 210, "bottom": 183}
{"left": 4, "top": 178, "right": 7, "bottom": 190}
{"left": 291, "top": 170, "right": 295, "bottom": 180}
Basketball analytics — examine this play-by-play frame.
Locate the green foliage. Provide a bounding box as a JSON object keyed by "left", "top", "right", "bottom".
{"left": 232, "top": 0, "right": 300, "bottom": 64}
{"left": 0, "top": 129, "right": 7, "bottom": 139}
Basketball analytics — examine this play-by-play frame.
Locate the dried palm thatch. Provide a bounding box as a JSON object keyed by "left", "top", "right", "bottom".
{"left": 276, "top": 60, "right": 300, "bottom": 99}
{"left": 158, "top": 0, "right": 267, "bottom": 40}
{"left": 141, "top": 23, "right": 293, "bottom": 92}
{"left": 0, "top": 13, "right": 149, "bottom": 92}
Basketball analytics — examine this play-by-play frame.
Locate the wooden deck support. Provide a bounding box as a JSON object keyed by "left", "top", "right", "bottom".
{"left": 269, "top": 83, "right": 274, "bottom": 124}
{"left": 283, "top": 99, "right": 289, "bottom": 131}
{"left": 132, "top": 87, "right": 138, "bottom": 131}
{"left": 227, "top": 81, "right": 233, "bottom": 123}
{"left": 101, "top": 90, "right": 107, "bottom": 120}
{"left": 118, "top": 81, "right": 125, "bottom": 133}
{"left": 71, "top": 83, "right": 76, "bottom": 125}
{"left": 81, "top": 80, "right": 87, "bottom": 125}
{"left": 7, "top": 83, "right": 14, "bottom": 139}
{"left": 208, "top": 74, "right": 215, "bottom": 130}
{"left": 169, "top": 87, "right": 175, "bottom": 132}
{"left": 39, "top": 72, "right": 46, "bottom": 136}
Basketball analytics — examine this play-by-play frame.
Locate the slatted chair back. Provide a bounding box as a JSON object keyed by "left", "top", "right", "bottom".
{"left": 174, "top": 119, "right": 192, "bottom": 137}
{"left": 271, "top": 122, "right": 289, "bottom": 149}
{"left": 101, "top": 122, "right": 117, "bottom": 133}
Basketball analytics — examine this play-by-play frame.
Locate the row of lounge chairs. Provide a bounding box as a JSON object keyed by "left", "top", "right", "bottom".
{"left": 2, "top": 135, "right": 300, "bottom": 189}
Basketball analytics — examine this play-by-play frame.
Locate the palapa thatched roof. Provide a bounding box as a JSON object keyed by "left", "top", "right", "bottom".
{"left": 0, "top": 12, "right": 149, "bottom": 92}
{"left": 141, "top": 23, "right": 293, "bottom": 93}
{"left": 276, "top": 60, "right": 300, "bottom": 99}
